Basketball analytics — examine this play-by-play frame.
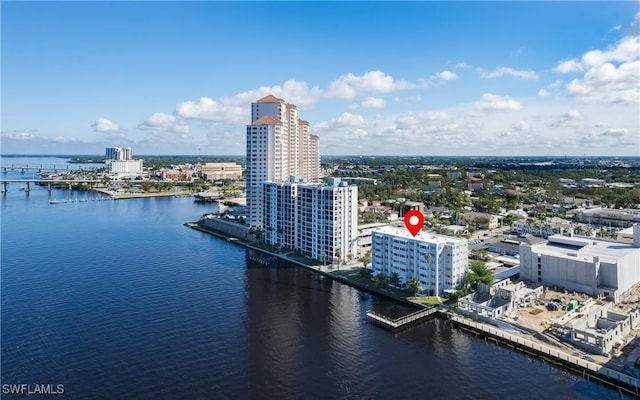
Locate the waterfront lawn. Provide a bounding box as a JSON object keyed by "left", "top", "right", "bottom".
{"left": 284, "top": 252, "right": 324, "bottom": 267}
{"left": 407, "top": 296, "right": 442, "bottom": 306}
{"left": 340, "top": 270, "right": 414, "bottom": 299}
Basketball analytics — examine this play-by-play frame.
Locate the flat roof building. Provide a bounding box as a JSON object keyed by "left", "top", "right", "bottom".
{"left": 519, "top": 224, "right": 640, "bottom": 303}
{"left": 371, "top": 226, "right": 469, "bottom": 296}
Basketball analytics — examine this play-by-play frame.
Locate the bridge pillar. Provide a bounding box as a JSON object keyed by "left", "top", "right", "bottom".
{"left": 21, "top": 168, "right": 25, "bottom": 173}
{"left": 68, "top": 182, "right": 72, "bottom": 191}
{"left": 47, "top": 183, "right": 52, "bottom": 193}
{"left": 1, "top": 182, "right": 6, "bottom": 193}
{"left": 25, "top": 182, "right": 30, "bottom": 192}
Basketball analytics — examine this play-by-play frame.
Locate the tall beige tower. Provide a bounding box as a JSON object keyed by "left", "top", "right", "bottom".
{"left": 246, "top": 95, "right": 321, "bottom": 227}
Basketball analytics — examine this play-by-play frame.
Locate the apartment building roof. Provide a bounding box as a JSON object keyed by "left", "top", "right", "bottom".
{"left": 252, "top": 115, "right": 282, "bottom": 125}
{"left": 373, "top": 225, "right": 467, "bottom": 245}
{"left": 256, "top": 94, "right": 284, "bottom": 103}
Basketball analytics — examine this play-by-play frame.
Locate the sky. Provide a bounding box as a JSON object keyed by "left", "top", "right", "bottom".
{"left": 1, "top": 1, "right": 639, "bottom": 157}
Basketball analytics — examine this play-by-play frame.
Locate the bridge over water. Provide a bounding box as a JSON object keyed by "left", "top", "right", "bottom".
{"left": 0, "top": 179, "right": 103, "bottom": 193}
{"left": 1, "top": 163, "right": 101, "bottom": 174}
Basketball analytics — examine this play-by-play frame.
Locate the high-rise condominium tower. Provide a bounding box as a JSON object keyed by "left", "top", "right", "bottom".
{"left": 246, "top": 95, "right": 321, "bottom": 227}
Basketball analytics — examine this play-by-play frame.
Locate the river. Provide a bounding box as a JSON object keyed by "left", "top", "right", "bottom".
{"left": 0, "top": 156, "right": 627, "bottom": 399}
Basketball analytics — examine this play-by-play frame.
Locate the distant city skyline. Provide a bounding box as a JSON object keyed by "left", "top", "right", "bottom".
{"left": 2, "top": 1, "right": 639, "bottom": 156}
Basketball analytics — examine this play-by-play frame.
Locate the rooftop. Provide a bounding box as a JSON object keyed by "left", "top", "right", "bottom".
{"left": 373, "top": 225, "right": 467, "bottom": 245}
{"left": 256, "top": 94, "right": 285, "bottom": 103}
{"left": 531, "top": 234, "right": 639, "bottom": 263}
{"left": 252, "top": 115, "right": 282, "bottom": 125}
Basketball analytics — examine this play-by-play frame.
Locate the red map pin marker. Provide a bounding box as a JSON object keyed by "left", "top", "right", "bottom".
{"left": 404, "top": 210, "right": 424, "bottom": 237}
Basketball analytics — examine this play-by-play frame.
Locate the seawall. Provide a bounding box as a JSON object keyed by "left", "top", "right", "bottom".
{"left": 186, "top": 220, "right": 640, "bottom": 397}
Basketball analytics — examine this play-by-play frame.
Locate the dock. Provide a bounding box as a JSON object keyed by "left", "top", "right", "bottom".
{"left": 366, "top": 307, "right": 439, "bottom": 333}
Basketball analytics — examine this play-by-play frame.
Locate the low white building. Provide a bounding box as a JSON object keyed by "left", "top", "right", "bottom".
{"left": 519, "top": 224, "right": 640, "bottom": 303}
{"left": 371, "top": 226, "right": 469, "bottom": 296}
{"left": 201, "top": 162, "right": 242, "bottom": 181}
{"left": 108, "top": 159, "right": 143, "bottom": 175}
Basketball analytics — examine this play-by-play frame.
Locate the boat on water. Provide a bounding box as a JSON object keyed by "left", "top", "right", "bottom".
{"left": 49, "top": 199, "right": 74, "bottom": 204}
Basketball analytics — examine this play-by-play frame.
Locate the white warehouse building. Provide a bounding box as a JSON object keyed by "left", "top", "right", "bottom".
{"left": 371, "top": 226, "right": 469, "bottom": 296}
{"left": 519, "top": 224, "right": 640, "bottom": 303}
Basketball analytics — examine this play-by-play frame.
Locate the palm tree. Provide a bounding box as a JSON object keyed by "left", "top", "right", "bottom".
{"left": 373, "top": 273, "right": 387, "bottom": 288}
{"left": 362, "top": 249, "right": 371, "bottom": 269}
{"left": 334, "top": 247, "right": 342, "bottom": 264}
{"left": 407, "top": 277, "right": 422, "bottom": 295}
{"left": 464, "top": 261, "right": 494, "bottom": 291}
{"left": 389, "top": 272, "right": 401, "bottom": 288}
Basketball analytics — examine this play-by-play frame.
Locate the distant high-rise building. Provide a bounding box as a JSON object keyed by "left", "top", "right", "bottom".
{"left": 105, "top": 147, "right": 122, "bottom": 161}
{"left": 246, "top": 95, "right": 321, "bottom": 227}
{"left": 122, "top": 147, "right": 132, "bottom": 160}
{"left": 105, "top": 146, "right": 140, "bottom": 175}
{"left": 105, "top": 146, "right": 133, "bottom": 162}
{"left": 263, "top": 177, "right": 358, "bottom": 263}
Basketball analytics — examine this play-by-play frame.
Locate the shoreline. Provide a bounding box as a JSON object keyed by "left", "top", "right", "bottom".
{"left": 92, "top": 188, "right": 195, "bottom": 200}
{"left": 186, "top": 220, "right": 640, "bottom": 397}
{"left": 185, "top": 221, "right": 422, "bottom": 309}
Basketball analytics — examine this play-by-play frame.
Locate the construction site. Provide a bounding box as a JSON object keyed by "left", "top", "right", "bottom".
{"left": 457, "top": 279, "right": 640, "bottom": 379}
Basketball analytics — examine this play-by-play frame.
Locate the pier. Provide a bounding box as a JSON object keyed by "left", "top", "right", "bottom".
{"left": 446, "top": 313, "right": 640, "bottom": 398}
{"left": 366, "top": 307, "right": 439, "bottom": 332}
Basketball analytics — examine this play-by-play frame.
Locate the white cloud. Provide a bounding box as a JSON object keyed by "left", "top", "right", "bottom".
{"left": 92, "top": 117, "right": 122, "bottom": 133}
{"left": 474, "top": 93, "right": 522, "bottom": 112}
{"left": 480, "top": 67, "right": 539, "bottom": 80}
{"left": 138, "top": 113, "right": 190, "bottom": 140}
{"left": 315, "top": 112, "right": 369, "bottom": 140}
{"left": 600, "top": 128, "right": 628, "bottom": 137}
{"left": 433, "top": 70, "right": 459, "bottom": 81}
{"left": 176, "top": 97, "right": 221, "bottom": 121}
{"left": 454, "top": 62, "right": 470, "bottom": 69}
{"left": 554, "top": 59, "right": 584, "bottom": 73}
{"left": 538, "top": 89, "right": 550, "bottom": 97}
{"left": 565, "top": 60, "right": 640, "bottom": 103}
{"left": 499, "top": 120, "right": 533, "bottom": 138}
{"left": 631, "top": 12, "right": 640, "bottom": 35}
{"left": 1, "top": 131, "right": 36, "bottom": 141}
{"left": 324, "top": 70, "right": 412, "bottom": 99}
{"left": 554, "top": 16, "right": 640, "bottom": 104}
{"left": 550, "top": 110, "right": 583, "bottom": 127}
{"left": 360, "top": 97, "right": 386, "bottom": 109}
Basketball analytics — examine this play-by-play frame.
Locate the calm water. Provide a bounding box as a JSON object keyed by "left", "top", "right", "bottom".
{"left": 0, "top": 157, "right": 627, "bottom": 399}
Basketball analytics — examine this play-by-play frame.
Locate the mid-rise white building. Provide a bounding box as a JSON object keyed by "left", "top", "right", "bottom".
{"left": 519, "top": 224, "right": 640, "bottom": 303}
{"left": 246, "top": 95, "right": 321, "bottom": 227}
{"left": 263, "top": 177, "right": 358, "bottom": 264}
{"left": 201, "top": 162, "right": 243, "bottom": 181}
{"left": 371, "top": 226, "right": 469, "bottom": 296}
{"left": 109, "top": 159, "right": 143, "bottom": 175}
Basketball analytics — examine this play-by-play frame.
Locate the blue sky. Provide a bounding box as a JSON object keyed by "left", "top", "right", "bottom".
{"left": 2, "top": 1, "right": 639, "bottom": 156}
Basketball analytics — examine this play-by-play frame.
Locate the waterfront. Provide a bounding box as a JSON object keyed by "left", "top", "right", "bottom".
{"left": 0, "top": 158, "right": 631, "bottom": 399}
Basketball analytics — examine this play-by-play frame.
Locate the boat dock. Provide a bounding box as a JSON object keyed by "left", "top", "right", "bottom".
{"left": 366, "top": 307, "right": 439, "bottom": 333}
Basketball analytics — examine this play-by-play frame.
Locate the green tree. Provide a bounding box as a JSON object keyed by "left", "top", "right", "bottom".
{"left": 407, "top": 277, "right": 422, "bottom": 295}
{"left": 464, "top": 261, "right": 494, "bottom": 291}
{"left": 362, "top": 249, "right": 371, "bottom": 269}
{"left": 373, "top": 273, "right": 387, "bottom": 288}
{"left": 389, "top": 272, "right": 401, "bottom": 287}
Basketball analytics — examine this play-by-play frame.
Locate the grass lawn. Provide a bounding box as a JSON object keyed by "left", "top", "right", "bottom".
{"left": 407, "top": 296, "right": 443, "bottom": 306}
